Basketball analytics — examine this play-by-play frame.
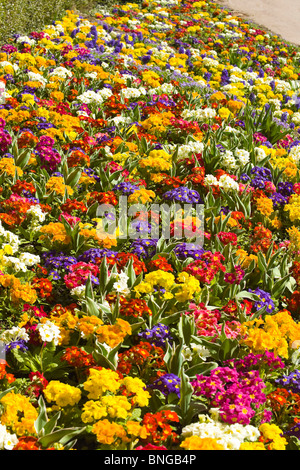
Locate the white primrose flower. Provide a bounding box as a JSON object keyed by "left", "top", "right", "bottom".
{"left": 255, "top": 147, "right": 267, "bottom": 162}
{"left": 0, "top": 424, "right": 18, "bottom": 450}
{"left": 28, "top": 71, "right": 47, "bottom": 86}
{"left": 0, "top": 326, "right": 29, "bottom": 344}
{"left": 49, "top": 66, "right": 72, "bottom": 79}
{"left": 26, "top": 205, "right": 46, "bottom": 223}
{"left": 274, "top": 79, "right": 291, "bottom": 92}
{"left": 85, "top": 72, "right": 98, "bottom": 80}
{"left": 235, "top": 148, "right": 250, "bottom": 166}
{"left": 70, "top": 285, "right": 86, "bottom": 298}
{"left": 292, "top": 112, "right": 300, "bottom": 125}
{"left": 190, "top": 343, "right": 211, "bottom": 361}
{"left": 111, "top": 115, "right": 131, "bottom": 126}
{"left": 289, "top": 145, "right": 300, "bottom": 164}
{"left": 77, "top": 89, "right": 111, "bottom": 105}
{"left": 16, "top": 35, "right": 35, "bottom": 46}
{"left": 221, "top": 150, "right": 238, "bottom": 170}
{"left": 182, "top": 107, "right": 216, "bottom": 121}
{"left": 113, "top": 279, "right": 130, "bottom": 295}
{"left": 178, "top": 141, "right": 204, "bottom": 158}
{"left": 218, "top": 174, "right": 239, "bottom": 192}
{"left": 36, "top": 321, "right": 61, "bottom": 345}
{"left": 112, "top": 271, "right": 130, "bottom": 295}
{"left": 202, "top": 57, "right": 219, "bottom": 68}
{"left": 181, "top": 413, "right": 260, "bottom": 450}
{"left": 19, "top": 252, "right": 40, "bottom": 266}
{"left": 204, "top": 174, "right": 219, "bottom": 186}
{"left": 120, "top": 87, "right": 146, "bottom": 100}
{"left": 1, "top": 256, "right": 27, "bottom": 273}
{"left": 181, "top": 346, "right": 193, "bottom": 362}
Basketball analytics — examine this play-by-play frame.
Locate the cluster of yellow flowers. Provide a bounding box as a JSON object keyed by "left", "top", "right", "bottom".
{"left": 128, "top": 188, "right": 156, "bottom": 204}
{"left": 91, "top": 418, "right": 148, "bottom": 447}
{"left": 235, "top": 248, "right": 258, "bottom": 269}
{"left": 45, "top": 176, "right": 73, "bottom": 197}
{"left": 240, "top": 309, "right": 300, "bottom": 358}
{"left": 83, "top": 369, "right": 150, "bottom": 406}
{"left": 174, "top": 272, "right": 201, "bottom": 303}
{"left": 180, "top": 436, "right": 225, "bottom": 450}
{"left": 142, "top": 70, "right": 161, "bottom": 88}
{"left": 239, "top": 424, "right": 287, "bottom": 450}
{"left": 139, "top": 149, "right": 172, "bottom": 173}
{"left": 39, "top": 222, "right": 71, "bottom": 247}
{"left": 38, "top": 309, "right": 131, "bottom": 349}
{"left": 255, "top": 196, "right": 274, "bottom": 217}
{"left": 0, "top": 157, "right": 23, "bottom": 178}
{"left": 287, "top": 225, "right": 300, "bottom": 253}
{"left": 141, "top": 111, "right": 174, "bottom": 134}
{"left": 96, "top": 318, "right": 132, "bottom": 348}
{"left": 80, "top": 368, "right": 150, "bottom": 446}
{"left": 270, "top": 155, "right": 298, "bottom": 181}
{"left": 0, "top": 391, "right": 38, "bottom": 436}
{"left": 82, "top": 395, "right": 132, "bottom": 422}
{"left": 0, "top": 273, "right": 37, "bottom": 305}
{"left": 79, "top": 225, "right": 118, "bottom": 249}
{"left": 134, "top": 269, "right": 201, "bottom": 303}
{"left": 44, "top": 381, "right": 82, "bottom": 408}
{"left": 134, "top": 269, "right": 175, "bottom": 299}
{"left": 284, "top": 194, "right": 300, "bottom": 223}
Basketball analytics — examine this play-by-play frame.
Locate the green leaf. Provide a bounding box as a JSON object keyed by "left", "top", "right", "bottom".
{"left": 43, "top": 411, "right": 61, "bottom": 437}
{"left": 84, "top": 274, "right": 94, "bottom": 300}
{"left": 83, "top": 297, "right": 100, "bottom": 317}
{"left": 15, "top": 148, "right": 32, "bottom": 168}
{"left": 38, "top": 427, "right": 86, "bottom": 448}
{"left": 179, "top": 369, "right": 193, "bottom": 415}
{"left": 218, "top": 338, "right": 239, "bottom": 361}
{"left": 65, "top": 168, "right": 82, "bottom": 188}
{"left": 34, "top": 396, "right": 49, "bottom": 435}
{"left": 185, "top": 361, "right": 219, "bottom": 378}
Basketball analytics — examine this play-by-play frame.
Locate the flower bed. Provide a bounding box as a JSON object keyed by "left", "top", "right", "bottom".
{"left": 0, "top": 0, "right": 300, "bottom": 451}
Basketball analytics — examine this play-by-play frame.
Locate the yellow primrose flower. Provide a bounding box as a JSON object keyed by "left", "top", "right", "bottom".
{"left": 44, "top": 381, "right": 82, "bottom": 407}
{"left": 0, "top": 391, "right": 38, "bottom": 436}
{"left": 128, "top": 188, "right": 156, "bottom": 204}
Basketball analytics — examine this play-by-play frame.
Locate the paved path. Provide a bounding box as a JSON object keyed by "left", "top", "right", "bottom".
{"left": 218, "top": 0, "right": 300, "bottom": 46}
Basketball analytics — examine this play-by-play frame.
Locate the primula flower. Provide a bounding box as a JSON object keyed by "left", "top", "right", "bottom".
{"left": 148, "top": 373, "right": 181, "bottom": 398}
{"left": 248, "top": 288, "right": 275, "bottom": 313}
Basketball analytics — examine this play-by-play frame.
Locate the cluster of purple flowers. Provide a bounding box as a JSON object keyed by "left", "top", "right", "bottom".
{"left": 250, "top": 166, "right": 273, "bottom": 189}
{"left": 173, "top": 242, "right": 205, "bottom": 260}
{"left": 138, "top": 323, "right": 172, "bottom": 348}
{"left": 269, "top": 191, "right": 289, "bottom": 208}
{"left": 275, "top": 370, "right": 300, "bottom": 394}
{"left": 82, "top": 168, "right": 100, "bottom": 183}
{"left": 130, "top": 239, "right": 157, "bottom": 259}
{"left": 4, "top": 339, "right": 28, "bottom": 352}
{"left": 248, "top": 288, "right": 275, "bottom": 313}
{"left": 113, "top": 181, "right": 139, "bottom": 195}
{"left": 129, "top": 220, "right": 152, "bottom": 236}
{"left": 283, "top": 423, "right": 300, "bottom": 440}
{"left": 162, "top": 186, "right": 202, "bottom": 204}
{"left": 41, "top": 251, "right": 77, "bottom": 279}
{"left": 191, "top": 366, "right": 268, "bottom": 425}
{"left": 148, "top": 373, "right": 181, "bottom": 398}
